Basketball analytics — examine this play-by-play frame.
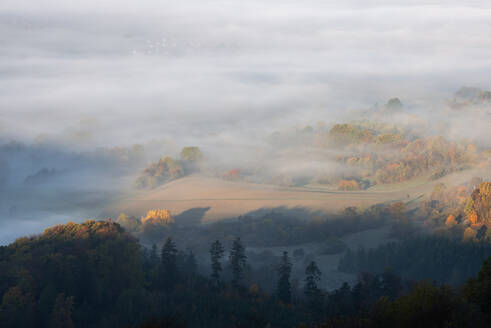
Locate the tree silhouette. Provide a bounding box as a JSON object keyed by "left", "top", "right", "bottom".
{"left": 229, "top": 237, "right": 247, "bottom": 288}
{"left": 161, "top": 237, "right": 178, "bottom": 290}
{"left": 304, "top": 261, "right": 322, "bottom": 310}
{"left": 277, "top": 251, "right": 292, "bottom": 303}
{"left": 210, "top": 240, "right": 225, "bottom": 290}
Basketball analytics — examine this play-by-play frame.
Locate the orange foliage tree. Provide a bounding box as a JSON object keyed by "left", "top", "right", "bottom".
{"left": 337, "top": 179, "right": 361, "bottom": 191}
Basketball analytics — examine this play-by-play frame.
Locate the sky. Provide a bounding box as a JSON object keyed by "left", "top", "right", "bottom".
{"left": 1, "top": 0, "right": 491, "bottom": 148}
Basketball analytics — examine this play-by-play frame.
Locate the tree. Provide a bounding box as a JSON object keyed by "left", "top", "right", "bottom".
{"left": 135, "top": 156, "right": 184, "bottom": 189}
{"left": 150, "top": 244, "right": 159, "bottom": 265}
{"left": 161, "top": 237, "right": 178, "bottom": 290}
{"left": 142, "top": 209, "right": 174, "bottom": 226}
{"left": 277, "top": 251, "right": 292, "bottom": 303}
{"left": 304, "top": 261, "right": 322, "bottom": 309}
{"left": 116, "top": 213, "right": 141, "bottom": 232}
{"left": 210, "top": 240, "right": 225, "bottom": 290}
{"left": 385, "top": 97, "right": 403, "bottom": 110}
{"left": 466, "top": 182, "right": 491, "bottom": 224}
{"left": 229, "top": 237, "right": 247, "bottom": 288}
{"left": 180, "top": 146, "right": 203, "bottom": 162}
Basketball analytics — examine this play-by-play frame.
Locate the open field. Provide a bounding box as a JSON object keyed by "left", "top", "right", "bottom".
{"left": 105, "top": 168, "right": 491, "bottom": 222}
{"left": 100, "top": 171, "right": 466, "bottom": 222}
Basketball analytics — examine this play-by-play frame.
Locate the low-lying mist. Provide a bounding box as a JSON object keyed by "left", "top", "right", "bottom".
{"left": 1, "top": 90, "right": 490, "bottom": 244}
{"left": 1, "top": 1, "right": 491, "bottom": 243}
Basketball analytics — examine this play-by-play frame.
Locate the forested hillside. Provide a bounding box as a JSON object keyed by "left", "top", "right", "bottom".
{"left": 1, "top": 220, "right": 491, "bottom": 327}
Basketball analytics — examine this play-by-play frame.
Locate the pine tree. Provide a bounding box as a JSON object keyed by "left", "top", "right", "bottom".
{"left": 277, "top": 251, "right": 292, "bottom": 303}
{"left": 210, "top": 240, "right": 225, "bottom": 290}
{"left": 161, "top": 237, "right": 178, "bottom": 290}
{"left": 304, "top": 261, "right": 322, "bottom": 309}
{"left": 229, "top": 237, "right": 247, "bottom": 288}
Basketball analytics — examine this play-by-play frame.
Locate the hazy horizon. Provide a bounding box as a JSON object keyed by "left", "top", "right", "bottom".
{"left": 1, "top": 1, "right": 491, "bottom": 149}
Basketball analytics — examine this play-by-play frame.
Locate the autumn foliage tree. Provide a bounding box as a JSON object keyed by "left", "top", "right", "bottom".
{"left": 338, "top": 179, "right": 361, "bottom": 191}
{"left": 135, "top": 156, "right": 184, "bottom": 189}
{"left": 466, "top": 182, "right": 491, "bottom": 224}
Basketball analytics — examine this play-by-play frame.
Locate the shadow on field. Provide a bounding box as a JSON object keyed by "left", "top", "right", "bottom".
{"left": 174, "top": 207, "right": 211, "bottom": 226}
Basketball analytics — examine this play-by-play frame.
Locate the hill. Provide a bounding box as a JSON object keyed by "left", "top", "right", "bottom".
{"left": 105, "top": 168, "right": 491, "bottom": 223}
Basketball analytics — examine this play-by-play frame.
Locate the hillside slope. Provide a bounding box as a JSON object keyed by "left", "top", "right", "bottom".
{"left": 104, "top": 168, "right": 491, "bottom": 223}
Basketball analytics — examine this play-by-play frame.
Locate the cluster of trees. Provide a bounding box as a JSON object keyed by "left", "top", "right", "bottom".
{"left": 261, "top": 118, "right": 491, "bottom": 189}
{"left": 185, "top": 206, "right": 389, "bottom": 249}
{"left": 327, "top": 124, "right": 380, "bottom": 146}
{"left": 466, "top": 181, "right": 491, "bottom": 224}
{"left": 417, "top": 180, "right": 476, "bottom": 229}
{"left": 140, "top": 209, "right": 175, "bottom": 225}
{"left": 309, "top": 121, "right": 486, "bottom": 188}
{"left": 116, "top": 209, "right": 177, "bottom": 243}
{"left": 339, "top": 135, "right": 476, "bottom": 185}
{"left": 338, "top": 235, "right": 491, "bottom": 286}
{"left": 135, "top": 147, "right": 202, "bottom": 189}
{"left": 2, "top": 219, "right": 491, "bottom": 327}
{"left": 0, "top": 220, "right": 143, "bottom": 327}
{"left": 337, "top": 179, "right": 371, "bottom": 191}
{"left": 462, "top": 181, "right": 491, "bottom": 241}
{"left": 116, "top": 209, "right": 175, "bottom": 231}
{"left": 116, "top": 205, "right": 393, "bottom": 249}
{"left": 450, "top": 86, "right": 491, "bottom": 108}
{"left": 322, "top": 276, "right": 489, "bottom": 328}
{"left": 135, "top": 156, "right": 184, "bottom": 189}
{"left": 414, "top": 179, "right": 491, "bottom": 241}
{"left": 0, "top": 220, "right": 302, "bottom": 327}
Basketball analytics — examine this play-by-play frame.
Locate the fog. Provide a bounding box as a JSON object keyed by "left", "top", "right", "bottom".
{"left": 1, "top": 1, "right": 491, "bottom": 243}
{"left": 2, "top": 1, "right": 491, "bottom": 145}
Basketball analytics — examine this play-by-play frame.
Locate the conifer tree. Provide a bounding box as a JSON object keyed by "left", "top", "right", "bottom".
{"left": 304, "top": 261, "right": 322, "bottom": 309}
{"left": 210, "top": 240, "right": 225, "bottom": 289}
{"left": 161, "top": 237, "right": 178, "bottom": 290}
{"left": 229, "top": 237, "right": 247, "bottom": 288}
{"left": 277, "top": 251, "right": 292, "bottom": 303}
